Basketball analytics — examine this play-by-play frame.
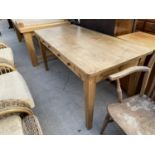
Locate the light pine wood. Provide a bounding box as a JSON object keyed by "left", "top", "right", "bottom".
{"left": 118, "top": 32, "right": 155, "bottom": 97}
{"left": 35, "top": 24, "right": 153, "bottom": 129}
{"left": 107, "top": 95, "right": 155, "bottom": 135}
{"left": 127, "top": 57, "right": 147, "bottom": 96}
{"left": 101, "top": 51, "right": 155, "bottom": 134}
{"left": 116, "top": 79, "right": 123, "bottom": 103}
{"left": 84, "top": 77, "right": 96, "bottom": 129}
{"left": 12, "top": 23, "right": 23, "bottom": 42}
{"left": 118, "top": 32, "right": 155, "bottom": 49}
{"left": 100, "top": 113, "right": 111, "bottom": 134}
{"left": 109, "top": 66, "right": 150, "bottom": 81}
{"left": 23, "top": 32, "right": 38, "bottom": 66}
{"left": 35, "top": 25, "right": 152, "bottom": 76}
{"left": 13, "top": 19, "right": 69, "bottom": 33}
{"left": 12, "top": 19, "right": 70, "bottom": 66}
{"left": 140, "top": 51, "right": 155, "bottom": 96}
{"left": 39, "top": 41, "right": 49, "bottom": 70}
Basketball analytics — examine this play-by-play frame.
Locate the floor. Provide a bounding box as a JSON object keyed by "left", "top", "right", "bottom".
{"left": 0, "top": 20, "right": 123, "bottom": 135}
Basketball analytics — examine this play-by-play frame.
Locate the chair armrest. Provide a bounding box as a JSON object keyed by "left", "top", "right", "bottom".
{"left": 0, "top": 99, "right": 33, "bottom": 118}
{"left": 109, "top": 66, "right": 150, "bottom": 81}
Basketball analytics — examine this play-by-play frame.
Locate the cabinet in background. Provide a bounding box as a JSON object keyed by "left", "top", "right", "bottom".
{"left": 79, "top": 19, "right": 136, "bottom": 36}
{"left": 136, "top": 19, "right": 155, "bottom": 34}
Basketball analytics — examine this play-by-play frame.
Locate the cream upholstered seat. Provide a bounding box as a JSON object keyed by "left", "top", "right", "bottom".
{"left": 0, "top": 47, "right": 14, "bottom": 66}
{"left": 0, "top": 71, "right": 35, "bottom": 108}
{"left": 0, "top": 114, "right": 42, "bottom": 135}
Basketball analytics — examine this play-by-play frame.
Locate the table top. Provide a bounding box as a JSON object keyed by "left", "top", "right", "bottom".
{"left": 35, "top": 25, "right": 153, "bottom": 76}
{"left": 118, "top": 31, "right": 155, "bottom": 49}
{"left": 12, "top": 19, "right": 69, "bottom": 33}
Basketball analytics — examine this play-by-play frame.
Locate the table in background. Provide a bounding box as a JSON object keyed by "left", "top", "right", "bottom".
{"left": 12, "top": 19, "right": 70, "bottom": 66}
{"left": 118, "top": 31, "right": 155, "bottom": 100}
{"left": 35, "top": 25, "right": 153, "bottom": 129}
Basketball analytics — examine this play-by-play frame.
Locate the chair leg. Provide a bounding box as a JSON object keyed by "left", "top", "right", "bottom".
{"left": 100, "top": 113, "right": 111, "bottom": 134}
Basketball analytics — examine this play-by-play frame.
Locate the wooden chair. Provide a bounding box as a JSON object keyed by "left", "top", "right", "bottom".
{"left": 101, "top": 51, "right": 155, "bottom": 135}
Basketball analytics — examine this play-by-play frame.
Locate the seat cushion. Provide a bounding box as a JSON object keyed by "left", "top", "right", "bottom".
{"left": 108, "top": 95, "right": 155, "bottom": 135}
{"left": 0, "top": 47, "right": 14, "bottom": 65}
{"left": 0, "top": 115, "right": 24, "bottom": 135}
{"left": 0, "top": 71, "right": 35, "bottom": 108}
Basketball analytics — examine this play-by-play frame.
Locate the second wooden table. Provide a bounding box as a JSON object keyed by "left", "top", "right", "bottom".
{"left": 35, "top": 25, "right": 153, "bottom": 129}
{"left": 12, "top": 19, "right": 70, "bottom": 66}
{"left": 118, "top": 31, "right": 155, "bottom": 100}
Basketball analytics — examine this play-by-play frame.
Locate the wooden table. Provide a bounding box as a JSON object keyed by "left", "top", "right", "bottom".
{"left": 35, "top": 25, "right": 153, "bottom": 129}
{"left": 118, "top": 31, "right": 155, "bottom": 99}
{"left": 12, "top": 19, "right": 70, "bottom": 66}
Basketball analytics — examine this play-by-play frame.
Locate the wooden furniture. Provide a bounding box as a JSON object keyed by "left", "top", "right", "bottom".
{"left": 12, "top": 19, "right": 70, "bottom": 66}
{"left": 79, "top": 19, "right": 136, "bottom": 36}
{"left": 35, "top": 25, "right": 153, "bottom": 129}
{"left": 118, "top": 32, "right": 155, "bottom": 100}
{"left": 101, "top": 51, "right": 155, "bottom": 134}
{"left": 136, "top": 19, "right": 155, "bottom": 34}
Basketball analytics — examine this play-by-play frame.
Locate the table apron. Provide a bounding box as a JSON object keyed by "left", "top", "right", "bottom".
{"left": 95, "top": 58, "right": 142, "bottom": 83}
{"left": 39, "top": 38, "right": 88, "bottom": 81}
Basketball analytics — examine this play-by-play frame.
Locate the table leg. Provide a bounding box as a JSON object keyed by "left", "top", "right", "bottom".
{"left": 23, "top": 32, "right": 38, "bottom": 66}
{"left": 40, "top": 42, "right": 49, "bottom": 70}
{"left": 84, "top": 77, "right": 96, "bottom": 129}
{"left": 14, "top": 27, "right": 23, "bottom": 42}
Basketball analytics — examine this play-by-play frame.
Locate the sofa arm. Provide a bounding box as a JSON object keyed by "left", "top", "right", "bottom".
{"left": 0, "top": 99, "right": 33, "bottom": 118}
{"left": 0, "top": 42, "right": 8, "bottom": 49}
{"left": 0, "top": 58, "right": 16, "bottom": 75}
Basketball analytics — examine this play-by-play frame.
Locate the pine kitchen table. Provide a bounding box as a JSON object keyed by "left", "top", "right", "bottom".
{"left": 35, "top": 25, "right": 153, "bottom": 129}
{"left": 12, "top": 19, "right": 70, "bottom": 66}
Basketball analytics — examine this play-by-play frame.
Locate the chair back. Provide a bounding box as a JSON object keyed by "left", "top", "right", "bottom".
{"left": 140, "top": 51, "right": 155, "bottom": 99}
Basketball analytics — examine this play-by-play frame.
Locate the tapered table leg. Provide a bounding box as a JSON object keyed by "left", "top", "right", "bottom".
{"left": 14, "top": 27, "right": 23, "bottom": 42}
{"left": 40, "top": 42, "right": 49, "bottom": 70}
{"left": 84, "top": 77, "right": 96, "bottom": 129}
{"left": 23, "top": 32, "right": 38, "bottom": 66}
